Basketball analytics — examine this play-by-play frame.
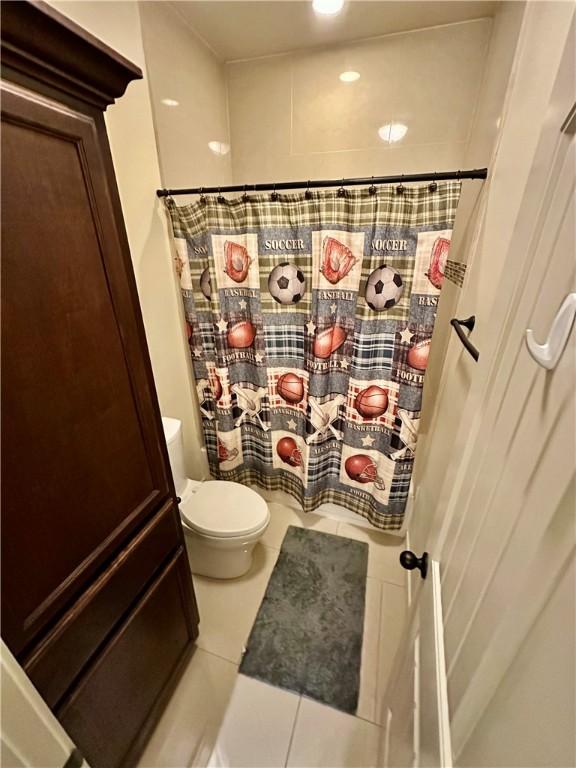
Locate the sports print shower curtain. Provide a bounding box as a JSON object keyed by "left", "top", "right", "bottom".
{"left": 165, "top": 182, "right": 460, "bottom": 531}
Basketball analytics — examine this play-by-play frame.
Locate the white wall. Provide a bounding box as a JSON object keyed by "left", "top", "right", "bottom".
{"left": 226, "top": 19, "right": 492, "bottom": 183}
{"left": 140, "top": 2, "right": 233, "bottom": 196}
{"left": 48, "top": 0, "right": 210, "bottom": 479}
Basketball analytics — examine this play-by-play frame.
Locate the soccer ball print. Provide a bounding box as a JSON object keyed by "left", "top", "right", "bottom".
{"left": 268, "top": 262, "right": 306, "bottom": 305}
{"left": 365, "top": 265, "right": 404, "bottom": 312}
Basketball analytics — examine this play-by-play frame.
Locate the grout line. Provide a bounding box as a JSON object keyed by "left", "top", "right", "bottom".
{"left": 225, "top": 17, "right": 493, "bottom": 64}
{"left": 374, "top": 578, "right": 384, "bottom": 727}
{"left": 195, "top": 644, "right": 241, "bottom": 667}
{"left": 284, "top": 696, "right": 302, "bottom": 768}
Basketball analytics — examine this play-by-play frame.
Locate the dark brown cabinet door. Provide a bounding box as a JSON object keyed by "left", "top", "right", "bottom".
{"left": 1, "top": 79, "right": 173, "bottom": 654}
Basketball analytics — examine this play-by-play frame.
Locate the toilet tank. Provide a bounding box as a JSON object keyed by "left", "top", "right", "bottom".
{"left": 161, "top": 417, "right": 187, "bottom": 498}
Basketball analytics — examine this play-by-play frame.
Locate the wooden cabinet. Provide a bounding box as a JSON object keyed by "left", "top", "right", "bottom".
{"left": 0, "top": 3, "right": 199, "bottom": 766}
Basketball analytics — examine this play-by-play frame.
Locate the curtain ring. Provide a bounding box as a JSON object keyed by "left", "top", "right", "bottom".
{"left": 217, "top": 186, "right": 225, "bottom": 204}
{"left": 271, "top": 183, "right": 279, "bottom": 202}
{"left": 199, "top": 186, "right": 206, "bottom": 204}
{"left": 242, "top": 184, "right": 249, "bottom": 202}
{"left": 369, "top": 176, "right": 376, "bottom": 195}
{"left": 337, "top": 178, "right": 346, "bottom": 197}
{"left": 396, "top": 176, "right": 405, "bottom": 195}
{"left": 428, "top": 172, "right": 438, "bottom": 193}
{"left": 305, "top": 180, "right": 312, "bottom": 200}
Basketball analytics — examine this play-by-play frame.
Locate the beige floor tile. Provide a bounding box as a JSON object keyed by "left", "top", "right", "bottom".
{"left": 207, "top": 675, "right": 300, "bottom": 768}
{"left": 287, "top": 697, "right": 381, "bottom": 768}
{"left": 192, "top": 544, "right": 279, "bottom": 664}
{"left": 138, "top": 648, "right": 237, "bottom": 768}
{"left": 261, "top": 502, "right": 339, "bottom": 550}
{"left": 336, "top": 523, "right": 406, "bottom": 586}
{"left": 357, "top": 578, "right": 382, "bottom": 724}
{"left": 376, "top": 582, "right": 408, "bottom": 726}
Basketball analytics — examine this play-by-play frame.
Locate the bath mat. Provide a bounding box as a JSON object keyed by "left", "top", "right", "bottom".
{"left": 240, "top": 526, "right": 368, "bottom": 713}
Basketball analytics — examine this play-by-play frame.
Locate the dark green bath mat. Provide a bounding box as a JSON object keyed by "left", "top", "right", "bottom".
{"left": 239, "top": 525, "right": 368, "bottom": 713}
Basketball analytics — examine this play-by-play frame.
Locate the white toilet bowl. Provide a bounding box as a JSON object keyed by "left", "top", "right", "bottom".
{"left": 180, "top": 480, "right": 270, "bottom": 579}
{"left": 161, "top": 417, "right": 269, "bottom": 579}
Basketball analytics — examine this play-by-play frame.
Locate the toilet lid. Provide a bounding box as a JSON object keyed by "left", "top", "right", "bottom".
{"left": 180, "top": 481, "right": 269, "bottom": 538}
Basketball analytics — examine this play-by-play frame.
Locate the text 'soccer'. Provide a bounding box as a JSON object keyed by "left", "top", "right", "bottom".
{"left": 166, "top": 183, "right": 461, "bottom": 531}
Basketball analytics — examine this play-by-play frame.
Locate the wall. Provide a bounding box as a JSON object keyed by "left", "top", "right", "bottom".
{"left": 226, "top": 19, "right": 492, "bottom": 183}
{"left": 139, "top": 2, "right": 232, "bottom": 196}
{"left": 48, "top": 0, "right": 211, "bottom": 479}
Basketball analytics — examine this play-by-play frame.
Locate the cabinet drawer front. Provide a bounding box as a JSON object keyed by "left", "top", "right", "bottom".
{"left": 24, "top": 501, "right": 181, "bottom": 708}
{"left": 57, "top": 548, "right": 195, "bottom": 768}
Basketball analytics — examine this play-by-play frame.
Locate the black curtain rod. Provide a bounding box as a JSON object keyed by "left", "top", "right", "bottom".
{"left": 156, "top": 168, "right": 488, "bottom": 197}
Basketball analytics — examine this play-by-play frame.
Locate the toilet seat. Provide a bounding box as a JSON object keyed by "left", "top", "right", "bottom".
{"left": 180, "top": 481, "right": 269, "bottom": 539}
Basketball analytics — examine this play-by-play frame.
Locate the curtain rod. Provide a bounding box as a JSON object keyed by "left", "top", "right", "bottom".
{"left": 156, "top": 168, "right": 488, "bottom": 198}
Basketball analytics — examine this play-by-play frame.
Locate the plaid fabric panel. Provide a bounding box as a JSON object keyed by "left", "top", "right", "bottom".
{"left": 264, "top": 324, "right": 306, "bottom": 361}
{"left": 164, "top": 182, "right": 461, "bottom": 530}
{"left": 350, "top": 326, "right": 396, "bottom": 375}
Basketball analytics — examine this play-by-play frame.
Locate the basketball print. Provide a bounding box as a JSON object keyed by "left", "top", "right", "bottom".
{"left": 276, "top": 436, "right": 303, "bottom": 467}
{"left": 224, "top": 240, "right": 252, "bottom": 283}
{"left": 407, "top": 339, "right": 431, "bottom": 371}
{"left": 268, "top": 262, "right": 306, "bottom": 305}
{"left": 227, "top": 320, "right": 256, "bottom": 349}
{"left": 354, "top": 385, "right": 389, "bottom": 418}
{"left": 365, "top": 266, "right": 404, "bottom": 311}
{"left": 276, "top": 372, "right": 305, "bottom": 404}
{"left": 199, "top": 267, "right": 211, "bottom": 299}
{"left": 313, "top": 324, "right": 347, "bottom": 359}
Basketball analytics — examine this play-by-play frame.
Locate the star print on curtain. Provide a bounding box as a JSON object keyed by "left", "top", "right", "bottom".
{"left": 165, "top": 182, "right": 461, "bottom": 531}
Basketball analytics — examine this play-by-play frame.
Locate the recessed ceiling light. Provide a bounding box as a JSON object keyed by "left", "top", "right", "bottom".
{"left": 161, "top": 98, "right": 179, "bottom": 107}
{"left": 208, "top": 141, "right": 231, "bottom": 156}
{"left": 313, "top": 0, "right": 344, "bottom": 16}
{"left": 339, "top": 70, "right": 360, "bottom": 83}
{"left": 378, "top": 123, "right": 408, "bottom": 143}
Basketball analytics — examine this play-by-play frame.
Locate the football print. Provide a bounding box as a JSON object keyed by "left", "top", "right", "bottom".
{"left": 276, "top": 372, "right": 305, "bottom": 404}
{"left": 268, "top": 263, "right": 306, "bottom": 305}
{"left": 407, "top": 339, "right": 431, "bottom": 370}
{"left": 365, "top": 265, "right": 404, "bottom": 311}
{"left": 313, "top": 324, "right": 347, "bottom": 359}
{"left": 320, "top": 236, "right": 358, "bottom": 284}
{"left": 227, "top": 320, "right": 256, "bottom": 349}
{"left": 199, "top": 267, "right": 211, "bottom": 299}
{"left": 354, "top": 385, "right": 389, "bottom": 418}
{"left": 224, "top": 240, "right": 252, "bottom": 283}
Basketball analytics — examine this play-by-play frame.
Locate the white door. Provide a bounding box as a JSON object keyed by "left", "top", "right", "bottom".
{"left": 381, "top": 7, "right": 575, "bottom": 766}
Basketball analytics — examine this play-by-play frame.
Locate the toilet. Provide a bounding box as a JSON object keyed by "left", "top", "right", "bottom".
{"left": 162, "top": 417, "right": 270, "bottom": 579}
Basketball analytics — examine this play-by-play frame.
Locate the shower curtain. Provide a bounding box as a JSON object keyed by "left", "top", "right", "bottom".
{"left": 165, "top": 182, "right": 460, "bottom": 531}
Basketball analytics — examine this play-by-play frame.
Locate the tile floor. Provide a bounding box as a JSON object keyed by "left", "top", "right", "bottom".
{"left": 139, "top": 500, "right": 407, "bottom": 768}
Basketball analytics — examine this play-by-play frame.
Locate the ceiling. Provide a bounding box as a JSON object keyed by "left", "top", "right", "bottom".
{"left": 171, "top": 1, "right": 499, "bottom": 62}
